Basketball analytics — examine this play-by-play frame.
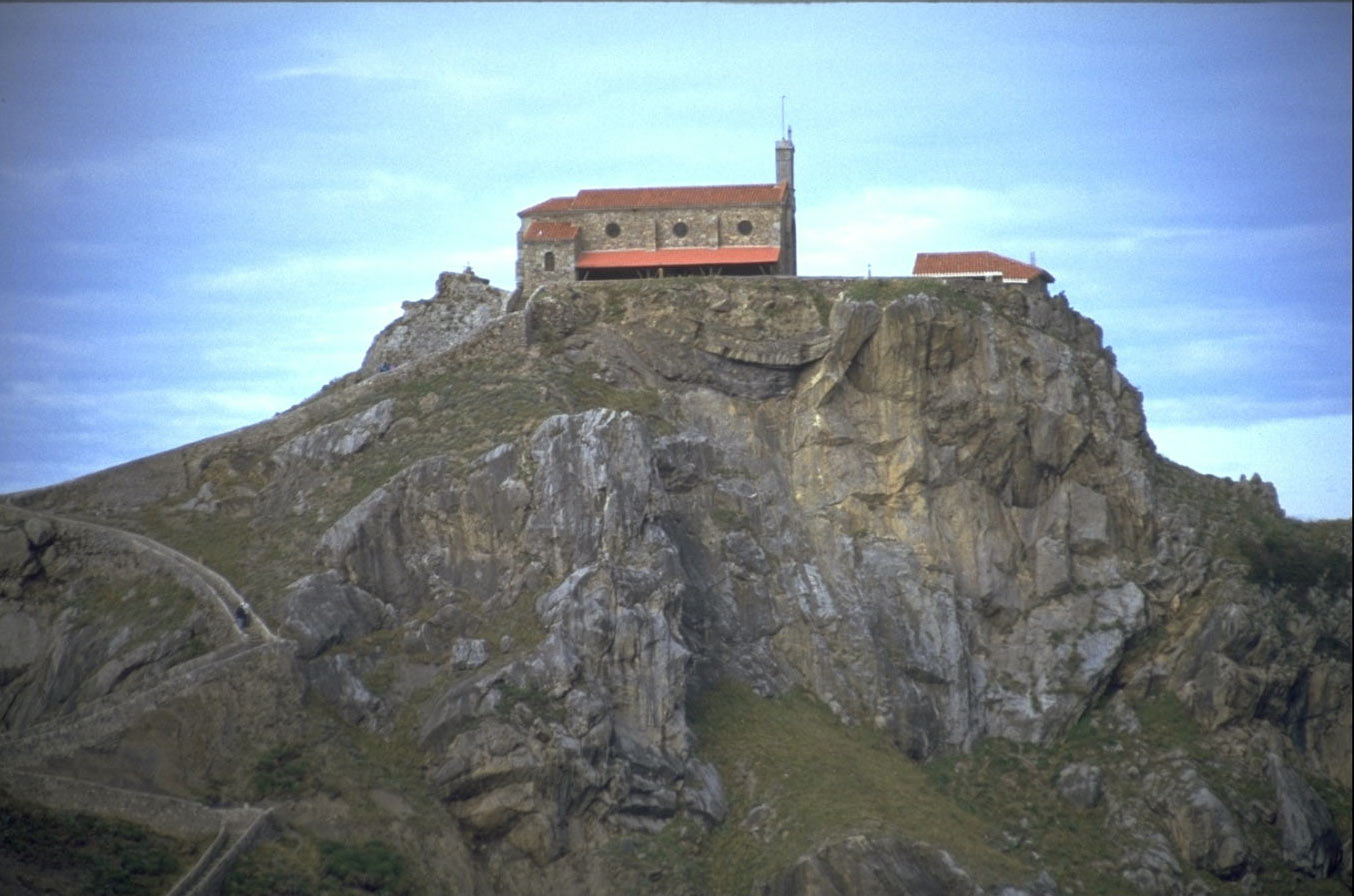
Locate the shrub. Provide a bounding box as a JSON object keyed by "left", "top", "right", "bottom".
{"left": 252, "top": 744, "right": 314, "bottom": 799}
{"left": 319, "top": 839, "right": 411, "bottom": 894}
{"left": 1238, "top": 522, "right": 1351, "bottom": 591}
{"left": 0, "top": 795, "right": 184, "bottom": 895}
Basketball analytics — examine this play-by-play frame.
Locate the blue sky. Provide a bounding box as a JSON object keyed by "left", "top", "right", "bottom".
{"left": 1, "top": 3, "right": 1350, "bottom": 519}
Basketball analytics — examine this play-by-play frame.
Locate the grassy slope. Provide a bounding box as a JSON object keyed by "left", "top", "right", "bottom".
{"left": 0, "top": 789, "right": 203, "bottom": 896}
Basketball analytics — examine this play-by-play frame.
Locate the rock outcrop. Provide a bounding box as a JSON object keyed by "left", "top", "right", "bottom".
{"left": 359, "top": 268, "right": 508, "bottom": 376}
{"left": 2, "top": 273, "right": 1348, "bottom": 896}
{"left": 1270, "top": 753, "right": 1345, "bottom": 877}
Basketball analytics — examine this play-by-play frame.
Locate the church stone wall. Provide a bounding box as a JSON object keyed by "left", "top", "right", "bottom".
{"left": 563, "top": 205, "right": 785, "bottom": 254}
{"left": 518, "top": 237, "right": 578, "bottom": 292}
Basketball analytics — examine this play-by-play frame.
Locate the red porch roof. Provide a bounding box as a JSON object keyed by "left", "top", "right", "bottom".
{"left": 523, "top": 220, "right": 580, "bottom": 242}
{"left": 912, "top": 251, "right": 1053, "bottom": 283}
{"left": 521, "top": 183, "right": 787, "bottom": 217}
{"left": 575, "top": 246, "right": 781, "bottom": 270}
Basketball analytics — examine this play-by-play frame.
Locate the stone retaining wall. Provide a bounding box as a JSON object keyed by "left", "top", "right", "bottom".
{"left": 0, "top": 768, "right": 258, "bottom": 837}
{"left": 0, "top": 640, "right": 294, "bottom": 763}
{"left": 1, "top": 767, "right": 274, "bottom": 896}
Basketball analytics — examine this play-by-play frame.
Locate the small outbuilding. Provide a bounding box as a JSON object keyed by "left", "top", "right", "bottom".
{"left": 912, "top": 251, "right": 1055, "bottom": 291}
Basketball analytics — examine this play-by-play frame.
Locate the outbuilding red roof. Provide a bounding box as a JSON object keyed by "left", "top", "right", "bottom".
{"left": 521, "top": 183, "right": 786, "bottom": 217}
{"left": 575, "top": 246, "right": 781, "bottom": 270}
{"left": 912, "top": 251, "right": 1053, "bottom": 283}
{"left": 522, "top": 220, "right": 580, "bottom": 242}
{"left": 520, "top": 196, "right": 575, "bottom": 216}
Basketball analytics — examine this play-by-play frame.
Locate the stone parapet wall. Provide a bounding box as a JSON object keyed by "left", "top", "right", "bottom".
{"left": 169, "top": 807, "right": 276, "bottom": 896}
{"left": 1, "top": 767, "right": 274, "bottom": 896}
{"left": 0, "top": 768, "right": 259, "bottom": 838}
{"left": 0, "top": 640, "right": 293, "bottom": 763}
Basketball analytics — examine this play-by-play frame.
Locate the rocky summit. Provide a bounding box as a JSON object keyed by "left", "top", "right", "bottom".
{"left": 1, "top": 270, "right": 1349, "bottom": 896}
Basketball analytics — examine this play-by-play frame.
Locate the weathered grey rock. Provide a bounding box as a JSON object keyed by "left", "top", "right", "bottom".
{"left": 1055, "top": 762, "right": 1103, "bottom": 808}
{"left": 524, "top": 410, "right": 661, "bottom": 576}
{"left": 21, "top": 517, "right": 55, "bottom": 550}
{"left": 303, "top": 653, "right": 382, "bottom": 728}
{"left": 1268, "top": 753, "right": 1343, "bottom": 877}
{"left": 317, "top": 443, "right": 532, "bottom": 615}
{"left": 0, "top": 608, "right": 44, "bottom": 684}
{"left": 999, "top": 870, "right": 1060, "bottom": 896}
{"left": 174, "top": 481, "right": 220, "bottom": 513}
{"left": 1143, "top": 760, "right": 1249, "bottom": 880}
{"left": 792, "top": 298, "right": 879, "bottom": 408}
{"left": 756, "top": 835, "right": 982, "bottom": 896}
{"left": 361, "top": 270, "right": 508, "bottom": 375}
{"left": 7, "top": 277, "right": 1348, "bottom": 896}
{"left": 272, "top": 398, "right": 395, "bottom": 467}
{"left": 449, "top": 638, "right": 489, "bottom": 670}
{"left": 1168, "top": 785, "right": 1248, "bottom": 879}
{"left": 88, "top": 627, "right": 195, "bottom": 697}
{"left": 1120, "top": 830, "right": 1184, "bottom": 896}
{"left": 0, "top": 526, "right": 33, "bottom": 579}
{"left": 679, "top": 757, "right": 727, "bottom": 826}
{"left": 280, "top": 571, "right": 393, "bottom": 660}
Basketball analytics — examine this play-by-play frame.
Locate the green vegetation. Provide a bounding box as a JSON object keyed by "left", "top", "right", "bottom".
{"left": 318, "top": 839, "right": 412, "bottom": 894}
{"left": 1237, "top": 518, "right": 1352, "bottom": 591}
{"left": 224, "top": 835, "right": 413, "bottom": 896}
{"left": 0, "top": 790, "right": 193, "bottom": 895}
{"left": 844, "top": 277, "right": 911, "bottom": 306}
{"left": 811, "top": 289, "right": 833, "bottom": 327}
{"left": 686, "top": 682, "right": 1028, "bottom": 894}
{"left": 252, "top": 743, "right": 316, "bottom": 799}
{"left": 686, "top": 680, "right": 1349, "bottom": 896}
{"left": 496, "top": 681, "right": 564, "bottom": 722}
{"left": 118, "top": 342, "right": 663, "bottom": 628}
{"left": 844, "top": 276, "right": 979, "bottom": 309}
{"left": 221, "top": 838, "right": 317, "bottom": 895}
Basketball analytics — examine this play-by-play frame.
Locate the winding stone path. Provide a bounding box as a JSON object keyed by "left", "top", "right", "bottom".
{"left": 0, "top": 503, "right": 293, "bottom": 894}
{"left": 1, "top": 504, "right": 278, "bottom": 642}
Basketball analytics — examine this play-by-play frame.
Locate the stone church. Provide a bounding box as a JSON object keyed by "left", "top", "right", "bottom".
{"left": 516, "top": 136, "right": 796, "bottom": 295}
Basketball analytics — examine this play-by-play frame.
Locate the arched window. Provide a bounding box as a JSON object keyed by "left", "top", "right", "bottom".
{"left": 543, "top": 251, "right": 555, "bottom": 272}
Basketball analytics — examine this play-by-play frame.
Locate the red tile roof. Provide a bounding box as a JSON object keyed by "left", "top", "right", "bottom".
{"left": 912, "top": 251, "right": 1053, "bottom": 283}
{"left": 575, "top": 246, "right": 781, "bottom": 270}
{"left": 522, "top": 220, "right": 580, "bottom": 242}
{"left": 519, "top": 196, "right": 575, "bottom": 216}
{"left": 521, "top": 183, "right": 786, "bottom": 217}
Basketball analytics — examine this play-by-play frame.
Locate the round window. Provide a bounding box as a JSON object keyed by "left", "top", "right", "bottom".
{"left": 737, "top": 219, "right": 753, "bottom": 236}
{"left": 672, "top": 221, "right": 688, "bottom": 237}
{"left": 605, "top": 222, "right": 621, "bottom": 238}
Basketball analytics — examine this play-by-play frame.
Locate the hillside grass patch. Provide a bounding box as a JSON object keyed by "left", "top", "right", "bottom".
{"left": 0, "top": 789, "right": 197, "bottom": 896}
{"left": 1236, "top": 518, "right": 1352, "bottom": 592}
{"left": 689, "top": 682, "right": 1028, "bottom": 894}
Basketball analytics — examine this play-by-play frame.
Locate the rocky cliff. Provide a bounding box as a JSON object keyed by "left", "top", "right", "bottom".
{"left": 1, "top": 270, "right": 1349, "bottom": 896}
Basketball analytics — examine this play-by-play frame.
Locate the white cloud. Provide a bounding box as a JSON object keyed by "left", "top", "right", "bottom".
{"left": 308, "top": 170, "right": 453, "bottom": 206}
{"left": 259, "top": 51, "right": 410, "bottom": 82}
{"left": 800, "top": 182, "right": 1350, "bottom": 281}
{"left": 184, "top": 250, "right": 451, "bottom": 294}
{"left": 2, "top": 138, "right": 229, "bottom": 196}
{"left": 257, "top": 48, "right": 512, "bottom": 100}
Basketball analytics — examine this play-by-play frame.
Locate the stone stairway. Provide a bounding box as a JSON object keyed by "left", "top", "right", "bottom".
{"left": 0, "top": 505, "right": 295, "bottom": 894}
{"left": 0, "top": 639, "right": 294, "bottom": 764}
{"left": 0, "top": 767, "right": 275, "bottom": 896}
{"left": 1, "top": 504, "right": 279, "bottom": 643}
